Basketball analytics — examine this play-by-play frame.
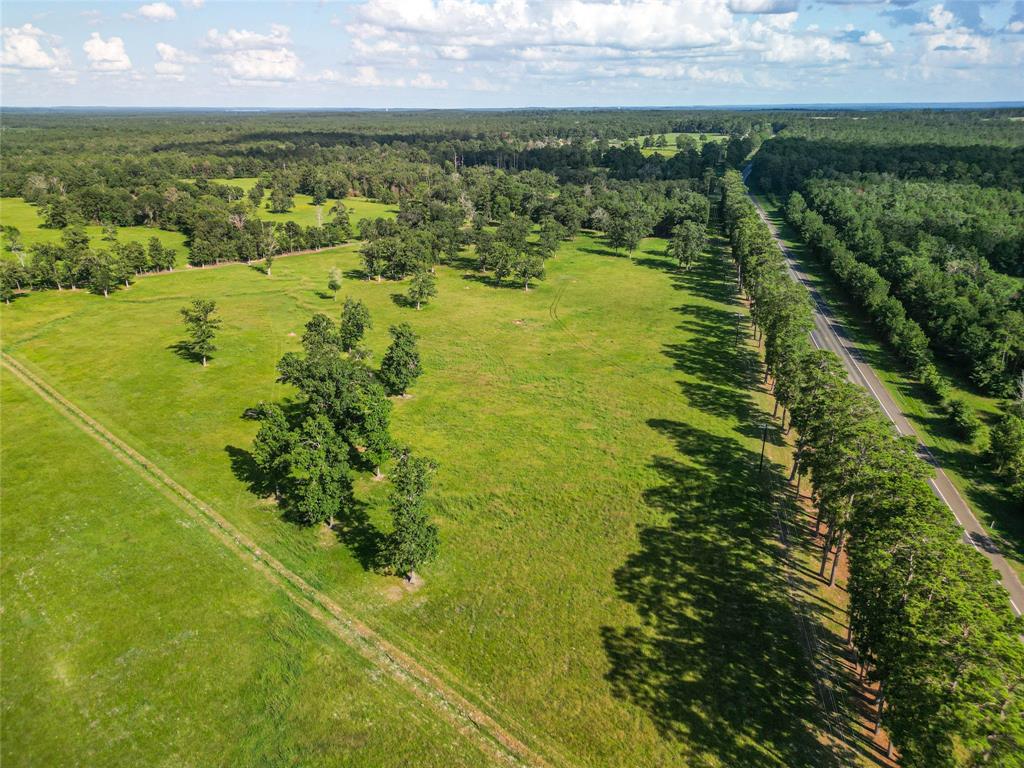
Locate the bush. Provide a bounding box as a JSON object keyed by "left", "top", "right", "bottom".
{"left": 945, "top": 397, "right": 982, "bottom": 442}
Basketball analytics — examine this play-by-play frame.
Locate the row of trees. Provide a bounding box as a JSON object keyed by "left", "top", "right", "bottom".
{"left": 722, "top": 169, "right": 1024, "bottom": 766}
{"left": 1, "top": 227, "right": 177, "bottom": 300}
{"left": 784, "top": 186, "right": 1023, "bottom": 397}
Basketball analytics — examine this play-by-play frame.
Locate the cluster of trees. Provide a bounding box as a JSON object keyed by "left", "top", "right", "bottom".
{"left": 472, "top": 216, "right": 563, "bottom": 289}
{"left": 248, "top": 304, "right": 433, "bottom": 578}
{"left": 989, "top": 379, "right": 1024, "bottom": 501}
{"left": 187, "top": 197, "right": 352, "bottom": 268}
{"left": 723, "top": 169, "right": 1024, "bottom": 766}
{"left": 1, "top": 226, "right": 177, "bottom": 301}
{"left": 785, "top": 183, "right": 1023, "bottom": 397}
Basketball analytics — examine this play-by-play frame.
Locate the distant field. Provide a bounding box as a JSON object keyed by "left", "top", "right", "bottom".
{"left": 0, "top": 368, "right": 494, "bottom": 768}
{"left": 0, "top": 191, "right": 395, "bottom": 269}
{"left": 610, "top": 132, "right": 729, "bottom": 157}
{"left": 207, "top": 178, "right": 397, "bottom": 230}
{"left": 0, "top": 198, "right": 188, "bottom": 267}
{"left": 0, "top": 235, "right": 833, "bottom": 766}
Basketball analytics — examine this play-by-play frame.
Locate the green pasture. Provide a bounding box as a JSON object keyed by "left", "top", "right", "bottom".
{"left": 0, "top": 197, "right": 188, "bottom": 266}
{"left": 0, "top": 369, "right": 494, "bottom": 768}
{"left": 754, "top": 193, "right": 1022, "bottom": 578}
{"left": 613, "top": 132, "right": 730, "bottom": 157}
{"left": 208, "top": 178, "right": 397, "bottom": 230}
{"left": 1, "top": 235, "right": 835, "bottom": 766}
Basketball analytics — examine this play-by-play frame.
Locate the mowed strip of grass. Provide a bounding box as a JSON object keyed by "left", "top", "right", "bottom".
{"left": 753, "top": 193, "right": 1022, "bottom": 578}
{"left": 0, "top": 235, "right": 830, "bottom": 766}
{"left": 0, "top": 197, "right": 189, "bottom": 267}
{"left": 0, "top": 369, "right": 496, "bottom": 768}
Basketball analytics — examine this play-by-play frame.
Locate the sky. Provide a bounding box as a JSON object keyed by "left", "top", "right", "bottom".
{"left": 1, "top": 0, "right": 1022, "bottom": 108}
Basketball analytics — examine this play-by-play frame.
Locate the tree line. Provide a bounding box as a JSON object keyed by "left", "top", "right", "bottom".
{"left": 784, "top": 180, "right": 1023, "bottom": 397}
{"left": 722, "top": 168, "right": 1024, "bottom": 766}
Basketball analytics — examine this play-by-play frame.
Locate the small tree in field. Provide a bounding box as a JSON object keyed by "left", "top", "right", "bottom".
{"left": 514, "top": 251, "right": 545, "bottom": 291}
{"left": 384, "top": 448, "right": 439, "bottom": 580}
{"left": 339, "top": 297, "right": 372, "bottom": 353}
{"left": 328, "top": 266, "right": 343, "bottom": 300}
{"left": 407, "top": 268, "right": 437, "bottom": 309}
{"left": 179, "top": 298, "right": 222, "bottom": 366}
{"left": 379, "top": 323, "right": 421, "bottom": 396}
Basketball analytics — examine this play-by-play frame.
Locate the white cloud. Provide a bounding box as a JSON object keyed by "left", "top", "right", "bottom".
{"left": 410, "top": 72, "right": 448, "bottom": 88}
{"left": 1, "top": 23, "right": 58, "bottom": 69}
{"left": 350, "top": 0, "right": 735, "bottom": 51}
{"left": 83, "top": 32, "right": 132, "bottom": 72}
{"left": 137, "top": 2, "right": 177, "bottom": 21}
{"left": 348, "top": 65, "right": 406, "bottom": 87}
{"left": 216, "top": 47, "right": 300, "bottom": 83}
{"left": 728, "top": 0, "right": 799, "bottom": 13}
{"left": 181, "top": 0, "right": 205, "bottom": 8}
{"left": 205, "top": 24, "right": 291, "bottom": 50}
{"left": 154, "top": 42, "right": 197, "bottom": 79}
{"left": 859, "top": 29, "right": 887, "bottom": 45}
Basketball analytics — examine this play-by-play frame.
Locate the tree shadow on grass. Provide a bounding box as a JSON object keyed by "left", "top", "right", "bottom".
{"left": 579, "top": 244, "right": 629, "bottom": 259}
{"left": 602, "top": 420, "right": 831, "bottom": 768}
{"left": 167, "top": 340, "right": 205, "bottom": 365}
{"left": 390, "top": 292, "right": 415, "bottom": 309}
{"left": 224, "top": 443, "right": 383, "bottom": 571}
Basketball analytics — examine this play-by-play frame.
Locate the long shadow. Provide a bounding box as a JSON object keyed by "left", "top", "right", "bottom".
{"left": 224, "top": 443, "right": 383, "bottom": 571}
{"left": 602, "top": 421, "right": 831, "bottom": 767}
{"left": 167, "top": 340, "right": 205, "bottom": 365}
{"left": 579, "top": 245, "right": 629, "bottom": 259}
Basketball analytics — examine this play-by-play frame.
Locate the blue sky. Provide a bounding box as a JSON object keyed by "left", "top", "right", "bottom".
{"left": 1, "top": 0, "right": 1022, "bottom": 107}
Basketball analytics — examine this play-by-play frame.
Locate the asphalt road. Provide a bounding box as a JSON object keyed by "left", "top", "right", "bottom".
{"left": 742, "top": 168, "right": 1024, "bottom": 616}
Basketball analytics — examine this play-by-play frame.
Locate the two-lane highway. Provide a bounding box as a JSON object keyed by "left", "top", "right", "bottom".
{"left": 742, "top": 167, "right": 1024, "bottom": 616}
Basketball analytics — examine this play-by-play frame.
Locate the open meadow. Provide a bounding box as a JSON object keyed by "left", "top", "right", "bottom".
{"left": 0, "top": 197, "right": 188, "bottom": 265}
{"left": 1, "top": 234, "right": 834, "bottom": 767}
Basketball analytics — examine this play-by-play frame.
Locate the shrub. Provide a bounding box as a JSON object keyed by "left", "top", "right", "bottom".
{"left": 945, "top": 397, "right": 982, "bottom": 442}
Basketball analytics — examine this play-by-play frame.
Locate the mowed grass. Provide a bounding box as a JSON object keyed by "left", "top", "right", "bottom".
{"left": 1, "top": 234, "right": 832, "bottom": 766}
{"left": 753, "top": 193, "right": 1023, "bottom": 577}
{"left": 613, "top": 132, "right": 730, "bottom": 157}
{"left": 0, "top": 197, "right": 188, "bottom": 266}
{"left": 208, "top": 178, "right": 397, "bottom": 231}
{"left": 0, "top": 370, "right": 495, "bottom": 768}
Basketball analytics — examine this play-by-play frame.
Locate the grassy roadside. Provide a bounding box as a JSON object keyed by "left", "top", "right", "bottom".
{"left": 752, "top": 192, "right": 1023, "bottom": 579}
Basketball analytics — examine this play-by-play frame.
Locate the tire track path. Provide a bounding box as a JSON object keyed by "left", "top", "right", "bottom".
{"left": 1, "top": 351, "right": 554, "bottom": 768}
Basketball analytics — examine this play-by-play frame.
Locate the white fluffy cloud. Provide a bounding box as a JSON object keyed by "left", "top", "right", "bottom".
{"left": 154, "top": 42, "right": 197, "bottom": 79}
{"left": 350, "top": 0, "right": 735, "bottom": 51}
{"left": 728, "top": 0, "right": 799, "bottom": 13}
{"left": 217, "top": 48, "right": 300, "bottom": 83}
{"left": 206, "top": 24, "right": 303, "bottom": 83}
{"left": 83, "top": 32, "right": 132, "bottom": 72}
{"left": 915, "top": 4, "right": 992, "bottom": 66}
{"left": 1, "top": 24, "right": 59, "bottom": 69}
{"left": 410, "top": 72, "right": 448, "bottom": 88}
{"left": 137, "top": 2, "right": 177, "bottom": 21}
{"left": 205, "top": 24, "right": 291, "bottom": 51}
{"left": 181, "top": 0, "right": 205, "bottom": 8}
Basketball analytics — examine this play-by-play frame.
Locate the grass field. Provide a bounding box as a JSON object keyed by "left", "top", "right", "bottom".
{"left": 613, "top": 132, "right": 730, "bottom": 157}
{"left": 0, "top": 197, "right": 188, "bottom": 266}
{"left": 0, "top": 368, "right": 496, "bottom": 768}
{"left": 208, "top": 178, "right": 397, "bottom": 230}
{"left": 1, "top": 234, "right": 840, "bottom": 766}
{"left": 753, "top": 193, "right": 1023, "bottom": 578}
